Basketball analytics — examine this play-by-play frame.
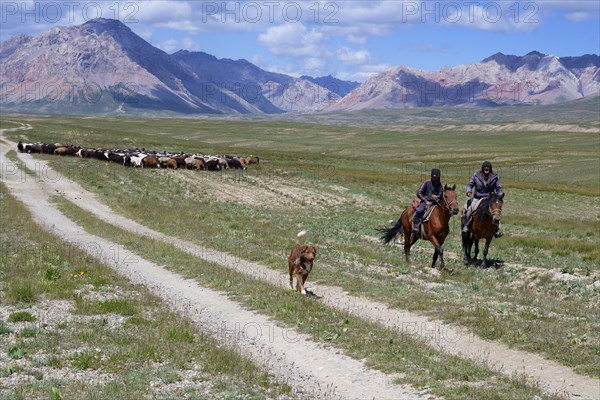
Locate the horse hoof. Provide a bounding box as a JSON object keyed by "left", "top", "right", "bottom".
{"left": 463, "top": 257, "right": 470, "bottom": 265}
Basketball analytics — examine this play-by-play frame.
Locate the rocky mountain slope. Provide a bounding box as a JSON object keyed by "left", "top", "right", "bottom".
{"left": 327, "top": 51, "right": 599, "bottom": 111}
{"left": 1, "top": 19, "right": 598, "bottom": 115}
{"left": 0, "top": 19, "right": 340, "bottom": 114}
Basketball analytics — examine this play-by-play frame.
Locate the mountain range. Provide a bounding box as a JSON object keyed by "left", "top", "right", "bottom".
{"left": 326, "top": 50, "right": 599, "bottom": 111}
{"left": 1, "top": 18, "right": 598, "bottom": 115}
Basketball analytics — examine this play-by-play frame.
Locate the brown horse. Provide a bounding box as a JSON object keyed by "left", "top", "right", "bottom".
{"left": 379, "top": 185, "right": 459, "bottom": 271}
{"left": 462, "top": 193, "right": 504, "bottom": 268}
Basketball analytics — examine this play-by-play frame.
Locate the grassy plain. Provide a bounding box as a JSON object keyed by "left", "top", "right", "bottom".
{"left": 50, "top": 194, "right": 563, "bottom": 400}
{"left": 0, "top": 185, "right": 293, "bottom": 398}
{"left": 2, "top": 97, "right": 599, "bottom": 384}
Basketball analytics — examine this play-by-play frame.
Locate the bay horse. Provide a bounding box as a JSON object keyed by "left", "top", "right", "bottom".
{"left": 462, "top": 193, "right": 504, "bottom": 268}
{"left": 379, "top": 185, "right": 459, "bottom": 271}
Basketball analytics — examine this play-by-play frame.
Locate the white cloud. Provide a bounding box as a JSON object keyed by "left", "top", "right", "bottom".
{"left": 439, "top": 2, "right": 540, "bottom": 33}
{"left": 137, "top": 1, "right": 193, "bottom": 23}
{"left": 155, "top": 37, "right": 199, "bottom": 54}
{"left": 318, "top": 1, "right": 595, "bottom": 35}
{"left": 336, "top": 47, "right": 371, "bottom": 66}
{"left": 137, "top": 28, "right": 154, "bottom": 42}
{"left": 155, "top": 38, "right": 179, "bottom": 54}
{"left": 304, "top": 57, "right": 326, "bottom": 74}
{"left": 350, "top": 63, "right": 392, "bottom": 82}
{"left": 347, "top": 34, "right": 367, "bottom": 45}
{"left": 181, "top": 37, "right": 199, "bottom": 51}
{"left": 565, "top": 11, "right": 596, "bottom": 22}
{"left": 1, "top": 0, "right": 598, "bottom": 84}
{"left": 258, "top": 23, "right": 326, "bottom": 58}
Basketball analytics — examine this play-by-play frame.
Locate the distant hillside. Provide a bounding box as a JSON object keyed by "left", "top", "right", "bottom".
{"left": 326, "top": 51, "right": 600, "bottom": 111}
{"left": 1, "top": 21, "right": 598, "bottom": 115}
{"left": 172, "top": 50, "right": 340, "bottom": 112}
{"left": 0, "top": 19, "right": 345, "bottom": 115}
{"left": 299, "top": 75, "right": 360, "bottom": 97}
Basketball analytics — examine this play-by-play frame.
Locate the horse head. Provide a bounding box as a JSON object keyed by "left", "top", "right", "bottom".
{"left": 489, "top": 193, "right": 504, "bottom": 222}
{"left": 443, "top": 184, "right": 459, "bottom": 215}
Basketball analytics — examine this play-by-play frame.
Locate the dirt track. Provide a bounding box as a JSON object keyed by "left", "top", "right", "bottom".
{"left": 0, "top": 127, "right": 435, "bottom": 400}
{"left": 1, "top": 124, "right": 599, "bottom": 400}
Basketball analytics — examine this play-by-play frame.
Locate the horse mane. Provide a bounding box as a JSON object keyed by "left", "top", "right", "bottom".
{"left": 476, "top": 193, "right": 500, "bottom": 221}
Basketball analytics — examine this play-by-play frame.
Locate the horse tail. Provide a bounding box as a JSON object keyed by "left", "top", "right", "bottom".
{"left": 378, "top": 211, "right": 405, "bottom": 244}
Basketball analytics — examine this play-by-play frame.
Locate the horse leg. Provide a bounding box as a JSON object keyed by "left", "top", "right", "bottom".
{"left": 431, "top": 248, "right": 439, "bottom": 269}
{"left": 462, "top": 232, "right": 472, "bottom": 265}
{"left": 403, "top": 230, "right": 412, "bottom": 262}
{"left": 429, "top": 236, "right": 447, "bottom": 271}
{"left": 473, "top": 239, "right": 479, "bottom": 263}
{"left": 481, "top": 238, "right": 492, "bottom": 269}
{"left": 438, "top": 247, "right": 450, "bottom": 272}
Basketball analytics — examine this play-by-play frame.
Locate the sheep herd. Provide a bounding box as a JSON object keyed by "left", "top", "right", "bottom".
{"left": 17, "top": 141, "right": 259, "bottom": 171}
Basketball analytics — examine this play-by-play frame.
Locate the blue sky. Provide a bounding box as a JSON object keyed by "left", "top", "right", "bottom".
{"left": 1, "top": 1, "right": 599, "bottom": 81}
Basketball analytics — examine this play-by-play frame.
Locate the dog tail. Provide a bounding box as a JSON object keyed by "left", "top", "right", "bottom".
{"left": 295, "top": 230, "right": 307, "bottom": 245}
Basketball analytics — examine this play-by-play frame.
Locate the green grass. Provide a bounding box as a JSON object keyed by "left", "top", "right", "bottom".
{"left": 53, "top": 195, "right": 565, "bottom": 399}
{"left": 0, "top": 183, "right": 292, "bottom": 399}
{"left": 7, "top": 311, "right": 37, "bottom": 322}
{"left": 3, "top": 111, "right": 598, "bottom": 379}
{"left": 3, "top": 111, "right": 599, "bottom": 189}
{"left": 34, "top": 158, "right": 597, "bottom": 377}
{"left": 74, "top": 297, "right": 138, "bottom": 316}
{"left": 2, "top": 107, "right": 598, "bottom": 388}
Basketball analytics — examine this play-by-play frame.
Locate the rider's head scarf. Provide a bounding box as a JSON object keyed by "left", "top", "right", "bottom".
{"left": 431, "top": 168, "right": 441, "bottom": 185}
{"left": 481, "top": 161, "right": 492, "bottom": 173}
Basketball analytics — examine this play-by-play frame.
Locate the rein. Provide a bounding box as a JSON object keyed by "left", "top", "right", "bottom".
{"left": 441, "top": 191, "right": 457, "bottom": 216}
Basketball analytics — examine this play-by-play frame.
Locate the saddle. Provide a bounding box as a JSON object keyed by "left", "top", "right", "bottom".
{"left": 410, "top": 198, "right": 437, "bottom": 240}
{"left": 468, "top": 197, "right": 483, "bottom": 212}
{"left": 411, "top": 198, "right": 436, "bottom": 221}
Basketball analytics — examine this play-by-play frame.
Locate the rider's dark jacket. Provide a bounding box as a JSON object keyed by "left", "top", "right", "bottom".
{"left": 466, "top": 171, "right": 503, "bottom": 199}
{"left": 416, "top": 180, "right": 443, "bottom": 203}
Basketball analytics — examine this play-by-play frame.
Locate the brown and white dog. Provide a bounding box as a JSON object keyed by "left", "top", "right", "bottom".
{"left": 288, "top": 230, "right": 317, "bottom": 295}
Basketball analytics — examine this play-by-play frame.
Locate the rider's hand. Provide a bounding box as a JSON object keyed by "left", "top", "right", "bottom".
{"left": 466, "top": 192, "right": 472, "bottom": 198}
{"left": 426, "top": 201, "right": 431, "bottom": 206}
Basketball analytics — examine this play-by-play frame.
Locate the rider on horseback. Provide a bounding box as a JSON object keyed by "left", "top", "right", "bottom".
{"left": 462, "top": 161, "right": 504, "bottom": 237}
{"left": 412, "top": 168, "right": 443, "bottom": 234}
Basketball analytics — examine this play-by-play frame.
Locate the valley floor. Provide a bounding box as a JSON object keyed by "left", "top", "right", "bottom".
{"left": 1, "top": 121, "right": 599, "bottom": 399}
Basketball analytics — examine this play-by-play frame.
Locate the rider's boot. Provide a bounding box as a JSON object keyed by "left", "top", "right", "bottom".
{"left": 412, "top": 214, "right": 420, "bottom": 234}
{"left": 462, "top": 209, "right": 471, "bottom": 233}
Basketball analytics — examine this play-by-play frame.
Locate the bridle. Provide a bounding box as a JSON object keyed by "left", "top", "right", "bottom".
{"left": 441, "top": 189, "right": 458, "bottom": 215}
{"left": 489, "top": 197, "right": 503, "bottom": 223}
